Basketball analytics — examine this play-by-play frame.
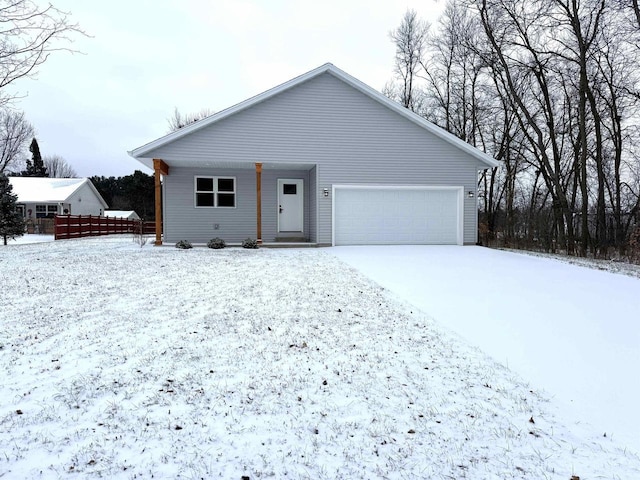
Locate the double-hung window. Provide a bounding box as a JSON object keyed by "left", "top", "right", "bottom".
{"left": 195, "top": 176, "right": 236, "bottom": 208}
{"left": 35, "top": 204, "right": 47, "bottom": 218}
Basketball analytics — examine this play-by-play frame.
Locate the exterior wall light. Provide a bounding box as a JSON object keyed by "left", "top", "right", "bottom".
{"left": 323, "top": 188, "right": 329, "bottom": 197}
{"left": 468, "top": 191, "right": 475, "bottom": 198}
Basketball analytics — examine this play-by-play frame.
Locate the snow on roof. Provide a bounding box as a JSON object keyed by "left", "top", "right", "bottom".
{"left": 8, "top": 177, "right": 97, "bottom": 203}
{"left": 104, "top": 210, "right": 140, "bottom": 219}
{"left": 9, "top": 177, "right": 86, "bottom": 203}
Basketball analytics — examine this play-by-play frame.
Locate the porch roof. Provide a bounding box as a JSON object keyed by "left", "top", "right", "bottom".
{"left": 144, "top": 160, "right": 316, "bottom": 170}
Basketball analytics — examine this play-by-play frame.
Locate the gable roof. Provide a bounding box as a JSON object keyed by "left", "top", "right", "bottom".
{"left": 9, "top": 177, "right": 108, "bottom": 207}
{"left": 129, "top": 63, "right": 500, "bottom": 169}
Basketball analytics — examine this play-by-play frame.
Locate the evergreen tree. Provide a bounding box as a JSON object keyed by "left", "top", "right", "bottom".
{"left": 0, "top": 174, "right": 25, "bottom": 245}
{"left": 90, "top": 171, "right": 155, "bottom": 220}
{"left": 22, "top": 138, "right": 48, "bottom": 177}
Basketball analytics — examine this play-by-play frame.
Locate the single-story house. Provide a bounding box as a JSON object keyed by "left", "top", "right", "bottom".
{"left": 9, "top": 177, "right": 108, "bottom": 219}
{"left": 129, "top": 63, "right": 499, "bottom": 246}
{"left": 104, "top": 210, "right": 141, "bottom": 220}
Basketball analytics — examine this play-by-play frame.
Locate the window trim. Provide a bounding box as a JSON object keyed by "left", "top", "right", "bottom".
{"left": 194, "top": 176, "right": 236, "bottom": 208}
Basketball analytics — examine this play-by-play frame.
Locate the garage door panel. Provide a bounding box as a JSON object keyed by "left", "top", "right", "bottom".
{"left": 334, "top": 187, "right": 461, "bottom": 245}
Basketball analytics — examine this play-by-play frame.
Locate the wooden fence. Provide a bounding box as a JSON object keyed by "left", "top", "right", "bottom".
{"left": 54, "top": 215, "right": 155, "bottom": 240}
{"left": 26, "top": 218, "right": 55, "bottom": 235}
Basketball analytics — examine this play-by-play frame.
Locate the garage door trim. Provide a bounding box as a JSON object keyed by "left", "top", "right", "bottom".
{"left": 331, "top": 185, "right": 464, "bottom": 246}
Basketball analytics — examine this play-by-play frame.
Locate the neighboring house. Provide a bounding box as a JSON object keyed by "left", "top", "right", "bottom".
{"left": 129, "top": 63, "right": 499, "bottom": 246}
{"left": 104, "top": 210, "right": 141, "bottom": 220}
{"left": 9, "top": 177, "right": 108, "bottom": 219}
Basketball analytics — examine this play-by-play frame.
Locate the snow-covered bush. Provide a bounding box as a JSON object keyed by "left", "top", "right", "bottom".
{"left": 242, "top": 238, "right": 259, "bottom": 249}
{"left": 175, "top": 240, "right": 193, "bottom": 249}
{"left": 207, "top": 237, "right": 226, "bottom": 249}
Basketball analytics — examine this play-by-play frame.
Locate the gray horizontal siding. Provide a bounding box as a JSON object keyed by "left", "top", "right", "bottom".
{"left": 260, "top": 169, "right": 310, "bottom": 241}
{"left": 163, "top": 167, "right": 310, "bottom": 243}
{"left": 164, "top": 168, "right": 254, "bottom": 244}
{"left": 151, "top": 73, "right": 486, "bottom": 245}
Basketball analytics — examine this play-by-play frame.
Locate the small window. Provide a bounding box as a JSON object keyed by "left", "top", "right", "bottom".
{"left": 217, "top": 193, "right": 235, "bottom": 207}
{"left": 35, "top": 204, "right": 47, "bottom": 218}
{"left": 196, "top": 192, "right": 215, "bottom": 207}
{"left": 283, "top": 184, "right": 297, "bottom": 195}
{"left": 218, "top": 178, "right": 234, "bottom": 192}
{"left": 195, "top": 176, "right": 235, "bottom": 208}
{"left": 47, "top": 205, "right": 58, "bottom": 214}
{"left": 196, "top": 177, "right": 214, "bottom": 192}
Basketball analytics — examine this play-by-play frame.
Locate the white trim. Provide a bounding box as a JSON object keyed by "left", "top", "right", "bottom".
{"left": 277, "top": 178, "right": 304, "bottom": 233}
{"left": 331, "top": 184, "right": 464, "bottom": 246}
{"left": 129, "top": 64, "right": 500, "bottom": 170}
{"left": 193, "top": 175, "right": 236, "bottom": 208}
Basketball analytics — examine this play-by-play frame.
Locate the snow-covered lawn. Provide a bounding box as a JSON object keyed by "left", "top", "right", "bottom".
{"left": 4, "top": 234, "right": 54, "bottom": 245}
{"left": 332, "top": 245, "right": 640, "bottom": 458}
{"left": 1, "top": 237, "right": 639, "bottom": 479}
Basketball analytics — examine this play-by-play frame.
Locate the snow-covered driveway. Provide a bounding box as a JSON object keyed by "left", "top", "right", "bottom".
{"left": 332, "top": 245, "right": 640, "bottom": 454}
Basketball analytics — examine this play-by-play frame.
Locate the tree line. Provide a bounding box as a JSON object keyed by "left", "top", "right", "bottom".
{"left": 90, "top": 172, "right": 155, "bottom": 221}
{"left": 387, "top": 1, "right": 640, "bottom": 258}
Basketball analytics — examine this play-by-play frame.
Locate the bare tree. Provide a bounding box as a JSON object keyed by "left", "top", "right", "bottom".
{"left": 389, "top": 10, "right": 429, "bottom": 112}
{"left": 385, "top": 0, "right": 640, "bottom": 257}
{"left": 167, "top": 107, "right": 214, "bottom": 132}
{"left": 0, "top": 1, "right": 84, "bottom": 106}
{"left": 44, "top": 154, "right": 76, "bottom": 177}
{"left": 0, "top": 109, "right": 34, "bottom": 174}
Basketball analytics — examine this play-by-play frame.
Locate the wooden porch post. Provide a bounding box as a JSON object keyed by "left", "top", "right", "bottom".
{"left": 153, "top": 158, "right": 169, "bottom": 246}
{"left": 256, "top": 162, "right": 262, "bottom": 244}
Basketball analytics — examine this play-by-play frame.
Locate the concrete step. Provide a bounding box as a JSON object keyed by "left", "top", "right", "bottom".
{"left": 275, "top": 236, "right": 308, "bottom": 242}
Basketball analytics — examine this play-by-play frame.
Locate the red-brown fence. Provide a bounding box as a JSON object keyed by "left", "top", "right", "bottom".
{"left": 54, "top": 215, "right": 155, "bottom": 240}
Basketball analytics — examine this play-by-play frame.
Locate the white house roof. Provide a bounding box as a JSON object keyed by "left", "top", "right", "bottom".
{"left": 129, "top": 63, "right": 500, "bottom": 169}
{"left": 105, "top": 210, "right": 140, "bottom": 219}
{"left": 9, "top": 177, "right": 108, "bottom": 207}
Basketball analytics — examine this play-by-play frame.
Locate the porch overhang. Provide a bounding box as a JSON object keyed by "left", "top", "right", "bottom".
{"left": 129, "top": 154, "right": 316, "bottom": 245}
{"left": 129, "top": 156, "right": 316, "bottom": 172}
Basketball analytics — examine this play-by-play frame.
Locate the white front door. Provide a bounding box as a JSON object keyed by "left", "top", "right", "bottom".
{"left": 278, "top": 179, "right": 304, "bottom": 232}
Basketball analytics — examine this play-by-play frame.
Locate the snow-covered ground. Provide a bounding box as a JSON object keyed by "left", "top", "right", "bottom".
{"left": 332, "top": 245, "right": 640, "bottom": 457}
{"left": 1, "top": 237, "right": 639, "bottom": 479}
{"left": 4, "top": 234, "right": 54, "bottom": 245}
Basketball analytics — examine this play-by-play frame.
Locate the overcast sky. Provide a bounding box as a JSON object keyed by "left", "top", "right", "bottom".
{"left": 11, "top": 0, "right": 445, "bottom": 178}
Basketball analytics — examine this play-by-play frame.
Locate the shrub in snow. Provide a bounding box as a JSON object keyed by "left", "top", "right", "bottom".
{"left": 207, "top": 237, "right": 226, "bottom": 249}
{"left": 175, "top": 240, "right": 193, "bottom": 249}
{"left": 242, "top": 238, "right": 259, "bottom": 249}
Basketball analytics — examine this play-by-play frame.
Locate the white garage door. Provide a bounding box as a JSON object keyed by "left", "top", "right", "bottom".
{"left": 333, "top": 186, "right": 462, "bottom": 245}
